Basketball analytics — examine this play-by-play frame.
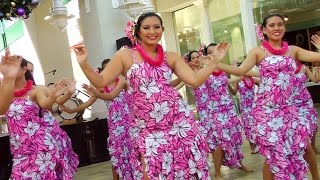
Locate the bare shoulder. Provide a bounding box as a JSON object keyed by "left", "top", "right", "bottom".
{"left": 114, "top": 48, "right": 132, "bottom": 59}
{"left": 165, "top": 51, "right": 181, "bottom": 66}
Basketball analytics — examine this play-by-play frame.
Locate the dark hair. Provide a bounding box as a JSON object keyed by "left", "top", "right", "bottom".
{"left": 135, "top": 12, "right": 163, "bottom": 40}
{"left": 187, "top": 51, "right": 199, "bottom": 62}
{"left": 99, "top": 59, "right": 111, "bottom": 73}
{"left": 204, "top": 43, "right": 217, "bottom": 55}
{"left": 26, "top": 60, "right": 33, "bottom": 65}
{"left": 262, "top": 14, "right": 284, "bottom": 40}
{"left": 21, "top": 58, "right": 35, "bottom": 83}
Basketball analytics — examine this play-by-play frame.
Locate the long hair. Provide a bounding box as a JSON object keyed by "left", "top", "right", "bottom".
{"left": 21, "top": 58, "right": 35, "bottom": 84}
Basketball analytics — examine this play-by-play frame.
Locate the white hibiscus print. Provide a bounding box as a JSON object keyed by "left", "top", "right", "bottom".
{"left": 111, "top": 156, "right": 118, "bottom": 165}
{"left": 112, "top": 126, "right": 125, "bottom": 137}
{"left": 264, "top": 101, "right": 279, "bottom": 114}
{"left": 222, "top": 129, "right": 231, "bottom": 140}
{"left": 208, "top": 101, "right": 218, "bottom": 113}
{"left": 111, "top": 112, "right": 122, "bottom": 122}
{"left": 10, "top": 134, "right": 22, "bottom": 150}
{"left": 22, "top": 172, "right": 40, "bottom": 180}
{"left": 174, "top": 170, "right": 185, "bottom": 180}
{"left": 162, "top": 152, "right": 173, "bottom": 175}
{"left": 146, "top": 141, "right": 159, "bottom": 156}
{"left": 188, "top": 159, "right": 203, "bottom": 178}
{"left": 257, "top": 125, "right": 266, "bottom": 135}
{"left": 139, "top": 78, "right": 160, "bottom": 99}
{"left": 220, "top": 95, "right": 231, "bottom": 105}
{"left": 35, "top": 152, "right": 52, "bottom": 173}
{"left": 24, "top": 121, "right": 40, "bottom": 137}
{"left": 200, "top": 93, "right": 208, "bottom": 103}
{"left": 146, "top": 132, "right": 168, "bottom": 147}
{"left": 178, "top": 100, "right": 191, "bottom": 117}
{"left": 210, "top": 79, "right": 223, "bottom": 91}
{"left": 191, "top": 142, "right": 201, "bottom": 161}
{"left": 163, "top": 71, "right": 171, "bottom": 81}
{"left": 169, "top": 120, "right": 192, "bottom": 138}
{"left": 150, "top": 101, "right": 170, "bottom": 122}
{"left": 265, "top": 56, "right": 282, "bottom": 64}
{"left": 43, "top": 113, "right": 55, "bottom": 125}
{"left": 199, "top": 110, "right": 208, "bottom": 122}
{"left": 258, "top": 77, "right": 272, "bottom": 93}
{"left": 7, "top": 104, "right": 24, "bottom": 120}
{"left": 136, "top": 119, "right": 146, "bottom": 129}
{"left": 44, "top": 134, "right": 54, "bottom": 150}
{"left": 274, "top": 72, "right": 290, "bottom": 90}
{"left": 267, "top": 117, "right": 284, "bottom": 131}
{"left": 268, "top": 132, "right": 279, "bottom": 143}
{"left": 134, "top": 170, "right": 143, "bottom": 180}
{"left": 217, "top": 113, "right": 228, "bottom": 125}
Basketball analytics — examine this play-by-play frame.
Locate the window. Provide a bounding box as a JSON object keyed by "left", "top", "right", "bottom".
{"left": 0, "top": 19, "right": 24, "bottom": 52}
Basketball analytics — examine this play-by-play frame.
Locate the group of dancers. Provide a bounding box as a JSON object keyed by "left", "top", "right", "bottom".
{"left": 1, "top": 12, "right": 320, "bottom": 180}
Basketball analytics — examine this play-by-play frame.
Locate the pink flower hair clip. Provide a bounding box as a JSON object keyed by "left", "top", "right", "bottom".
{"left": 183, "top": 53, "right": 189, "bottom": 63}
{"left": 255, "top": 24, "right": 264, "bottom": 40}
{"left": 125, "top": 20, "right": 137, "bottom": 45}
{"left": 198, "top": 43, "right": 206, "bottom": 56}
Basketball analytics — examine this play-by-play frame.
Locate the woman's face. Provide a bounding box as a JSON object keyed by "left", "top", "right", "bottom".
{"left": 17, "top": 66, "right": 27, "bottom": 79}
{"left": 27, "top": 63, "right": 34, "bottom": 75}
{"left": 206, "top": 46, "right": 216, "bottom": 56}
{"left": 138, "top": 16, "right": 163, "bottom": 46}
{"left": 190, "top": 52, "right": 200, "bottom": 67}
{"left": 263, "top": 16, "right": 285, "bottom": 41}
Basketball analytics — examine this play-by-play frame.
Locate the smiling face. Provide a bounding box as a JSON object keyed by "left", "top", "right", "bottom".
{"left": 190, "top": 51, "right": 200, "bottom": 67}
{"left": 263, "top": 16, "right": 285, "bottom": 41}
{"left": 137, "top": 15, "right": 163, "bottom": 46}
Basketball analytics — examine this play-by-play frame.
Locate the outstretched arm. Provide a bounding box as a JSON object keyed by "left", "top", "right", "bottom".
{"left": 56, "top": 80, "right": 76, "bottom": 105}
{"left": 296, "top": 34, "right": 320, "bottom": 63}
{"left": 60, "top": 96, "right": 97, "bottom": 114}
{"left": 305, "top": 65, "right": 320, "bottom": 83}
{"left": 0, "top": 50, "right": 21, "bottom": 115}
{"left": 218, "top": 47, "right": 258, "bottom": 76}
{"left": 171, "top": 42, "right": 228, "bottom": 87}
{"left": 74, "top": 45, "right": 126, "bottom": 88}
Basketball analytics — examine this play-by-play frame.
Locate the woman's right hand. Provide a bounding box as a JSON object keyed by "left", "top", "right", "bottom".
{"left": 82, "top": 84, "right": 98, "bottom": 97}
{"left": 50, "top": 79, "right": 69, "bottom": 98}
{"left": 59, "top": 105, "right": 75, "bottom": 114}
{"left": 73, "top": 45, "right": 88, "bottom": 64}
{"left": 0, "top": 49, "right": 22, "bottom": 79}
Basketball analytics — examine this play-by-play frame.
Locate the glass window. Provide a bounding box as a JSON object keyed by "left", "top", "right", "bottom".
{"left": 173, "top": 5, "right": 202, "bottom": 106}
{"left": 208, "top": 0, "right": 246, "bottom": 64}
{"left": 0, "top": 19, "right": 24, "bottom": 52}
{"left": 174, "top": 5, "right": 202, "bottom": 57}
{"left": 5, "top": 20, "right": 23, "bottom": 46}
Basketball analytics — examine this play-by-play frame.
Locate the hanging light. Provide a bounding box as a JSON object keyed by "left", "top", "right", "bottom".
{"left": 44, "top": 0, "right": 74, "bottom": 31}
{"left": 112, "top": 0, "right": 155, "bottom": 19}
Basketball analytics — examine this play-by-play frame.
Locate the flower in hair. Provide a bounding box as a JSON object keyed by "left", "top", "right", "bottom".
{"left": 125, "top": 20, "right": 137, "bottom": 45}
{"left": 198, "top": 43, "right": 206, "bottom": 56}
{"left": 255, "top": 24, "right": 264, "bottom": 40}
{"left": 183, "top": 53, "right": 189, "bottom": 63}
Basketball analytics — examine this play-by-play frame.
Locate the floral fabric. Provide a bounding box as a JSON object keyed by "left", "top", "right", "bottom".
{"left": 6, "top": 98, "right": 78, "bottom": 180}
{"left": 205, "top": 73, "right": 244, "bottom": 169}
{"left": 126, "top": 50, "right": 211, "bottom": 180}
{"left": 238, "top": 78, "right": 256, "bottom": 143}
{"left": 104, "top": 87, "right": 135, "bottom": 179}
{"left": 253, "top": 54, "right": 309, "bottom": 180}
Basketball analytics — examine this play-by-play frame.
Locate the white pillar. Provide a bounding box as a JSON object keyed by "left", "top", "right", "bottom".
{"left": 194, "top": 0, "right": 212, "bottom": 45}
{"left": 161, "top": 12, "right": 179, "bottom": 53}
{"left": 240, "top": 0, "right": 257, "bottom": 53}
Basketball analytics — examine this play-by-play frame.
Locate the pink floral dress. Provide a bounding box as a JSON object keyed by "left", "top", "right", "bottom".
{"left": 252, "top": 51, "right": 309, "bottom": 179}
{"left": 126, "top": 50, "right": 211, "bottom": 179}
{"left": 193, "top": 83, "right": 210, "bottom": 137}
{"left": 6, "top": 97, "right": 78, "bottom": 180}
{"left": 238, "top": 77, "right": 256, "bottom": 143}
{"left": 205, "top": 72, "right": 243, "bottom": 168}
{"left": 104, "top": 86, "right": 134, "bottom": 179}
{"left": 293, "top": 64, "right": 318, "bottom": 138}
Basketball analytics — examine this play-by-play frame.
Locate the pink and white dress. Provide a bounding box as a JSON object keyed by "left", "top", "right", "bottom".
{"left": 104, "top": 86, "right": 134, "bottom": 179}
{"left": 6, "top": 97, "right": 78, "bottom": 180}
{"left": 193, "top": 83, "right": 210, "bottom": 137}
{"left": 238, "top": 76, "right": 256, "bottom": 143}
{"left": 205, "top": 72, "right": 244, "bottom": 168}
{"left": 126, "top": 50, "right": 211, "bottom": 179}
{"left": 293, "top": 64, "right": 318, "bottom": 138}
{"left": 252, "top": 50, "right": 309, "bottom": 179}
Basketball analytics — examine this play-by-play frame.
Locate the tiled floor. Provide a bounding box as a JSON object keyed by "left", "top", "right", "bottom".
{"left": 74, "top": 131, "right": 320, "bottom": 180}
